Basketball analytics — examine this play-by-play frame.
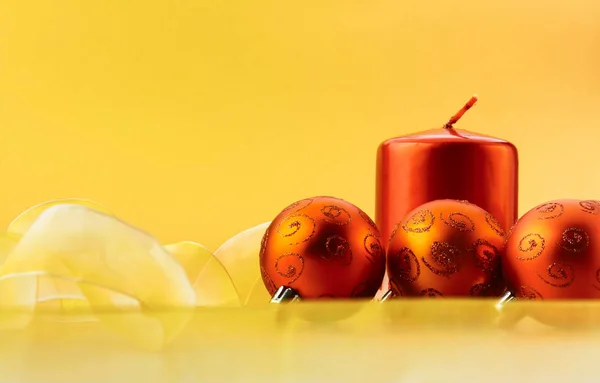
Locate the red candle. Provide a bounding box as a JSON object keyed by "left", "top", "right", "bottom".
{"left": 375, "top": 95, "right": 518, "bottom": 294}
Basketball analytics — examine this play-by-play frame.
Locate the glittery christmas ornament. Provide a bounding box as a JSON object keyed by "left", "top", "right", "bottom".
{"left": 498, "top": 199, "right": 600, "bottom": 329}
{"left": 385, "top": 199, "right": 506, "bottom": 298}
{"left": 503, "top": 199, "right": 600, "bottom": 301}
{"left": 259, "top": 196, "right": 386, "bottom": 302}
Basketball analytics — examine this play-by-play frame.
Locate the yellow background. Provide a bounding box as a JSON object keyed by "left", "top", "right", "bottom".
{"left": 1, "top": 0, "right": 599, "bottom": 250}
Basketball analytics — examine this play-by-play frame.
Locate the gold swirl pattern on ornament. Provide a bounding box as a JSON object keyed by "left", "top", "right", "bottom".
{"left": 402, "top": 209, "right": 435, "bottom": 234}
{"left": 281, "top": 198, "right": 313, "bottom": 213}
{"left": 390, "top": 247, "right": 420, "bottom": 282}
{"left": 260, "top": 266, "right": 277, "bottom": 294}
{"left": 580, "top": 200, "right": 600, "bottom": 215}
{"left": 507, "top": 222, "right": 518, "bottom": 237}
{"left": 358, "top": 209, "right": 378, "bottom": 231}
{"left": 422, "top": 241, "right": 461, "bottom": 277}
{"left": 276, "top": 214, "right": 316, "bottom": 244}
{"left": 472, "top": 239, "right": 500, "bottom": 272}
{"left": 320, "top": 205, "right": 352, "bottom": 225}
{"left": 440, "top": 212, "right": 475, "bottom": 232}
{"left": 537, "top": 262, "right": 575, "bottom": 288}
{"left": 535, "top": 202, "right": 564, "bottom": 220}
{"left": 519, "top": 286, "right": 543, "bottom": 300}
{"left": 323, "top": 235, "right": 353, "bottom": 266}
{"left": 469, "top": 283, "right": 493, "bottom": 297}
{"left": 363, "top": 234, "right": 383, "bottom": 264}
{"left": 485, "top": 213, "right": 505, "bottom": 237}
{"left": 389, "top": 222, "right": 401, "bottom": 244}
{"left": 420, "top": 288, "right": 444, "bottom": 298}
{"left": 516, "top": 233, "right": 545, "bottom": 261}
{"left": 505, "top": 222, "right": 518, "bottom": 246}
{"left": 259, "top": 229, "right": 269, "bottom": 257}
{"left": 559, "top": 227, "right": 589, "bottom": 253}
{"left": 274, "top": 253, "right": 305, "bottom": 283}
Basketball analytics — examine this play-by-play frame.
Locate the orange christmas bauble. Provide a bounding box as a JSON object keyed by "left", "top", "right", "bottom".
{"left": 387, "top": 199, "right": 505, "bottom": 298}
{"left": 259, "top": 196, "right": 385, "bottom": 299}
{"left": 503, "top": 199, "right": 600, "bottom": 300}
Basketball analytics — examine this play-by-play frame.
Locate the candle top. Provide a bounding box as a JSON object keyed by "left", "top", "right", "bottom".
{"left": 386, "top": 127, "right": 511, "bottom": 144}
{"left": 381, "top": 95, "right": 514, "bottom": 146}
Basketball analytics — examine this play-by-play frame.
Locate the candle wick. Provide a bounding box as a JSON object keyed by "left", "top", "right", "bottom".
{"left": 444, "top": 94, "right": 478, "bottom": 129}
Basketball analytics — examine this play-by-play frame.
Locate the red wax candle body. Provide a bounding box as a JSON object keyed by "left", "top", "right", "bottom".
{"left": 375, "top": 127, "right": 518, "bottom": 292}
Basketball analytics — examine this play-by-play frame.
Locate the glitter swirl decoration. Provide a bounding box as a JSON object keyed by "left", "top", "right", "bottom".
{"left": 440, "top": 212, "right": 475, "bottom": 232}
{"left": 358, "top": 209, "right": 378, "bottom": 231}
{"left": 537, "top": 262, "right": 575, "bottom": 288}
{"left": 281, "top": 198, "right": 313, "bottom": 214}
{"left": 534, "top": 202, "right": 564, "bottom": 220}
{"left": 580, "top": 200, "right": 600, "bottom": 215}
{"left": 506, "top": 223, "right": 518, "bottom": 242}
{"left": 387, "top": 199, "right": 505, "bottom": 298}
{"left": 320, "top": 205, "right": 352, "bottom": 225}
{"left": 469, "top": 283, "right": 493, "bottom": 297}
{"left": 259, "top": 229, "right": 269, "bottom": 256}
{"left": 323, "top": 235, "right": 352, "bottom": 266}
{"left": 274, "top": 253, "right": 305, "bottom": 283}
{"left": 503, "top": 199, "right": 600, "bottom": 300}
{"left": 401, "top": 209, "right": 435, "bottom": 233}
{"left": 473, "top": 239, "right": 500, "bottom": 272}
{"left": 485, "top": 213, "right": 505, "bottom": 237}
{"left": 516, "top": 233, "right": 545, "bottom": 261}
{"left": 276, "top": 214, "right": 316, "bottom": 245}
{"left": 519, "top": 286, "right": 543, "bottom": 300}
{"left": 388, "top": 223, "right": 401, "bottom": 244}
{"left": 389, "top": 247, "right": 420, "bottom": 283}
{"left": 363, "top": 233, "right": 383, "bottom": 264}
{"left": 260, "top": 266, "right": 277, "bottom": 294}
{"left": 559, "top": 228, "right": 589, "bottom": 253}
{"left": 422, "top": 241, "right": 461, "bottom": 277}
{"left": 260, "top": 196, "right": 385, "bottom": 300}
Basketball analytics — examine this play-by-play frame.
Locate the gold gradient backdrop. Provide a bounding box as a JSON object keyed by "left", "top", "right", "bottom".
{"left": 1, "top": 0, "right": 599, "bottom": 250}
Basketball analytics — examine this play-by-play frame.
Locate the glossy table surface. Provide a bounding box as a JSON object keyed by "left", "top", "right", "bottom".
{"left": 0, "top": 299, "right": 599, "bottom": 383}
